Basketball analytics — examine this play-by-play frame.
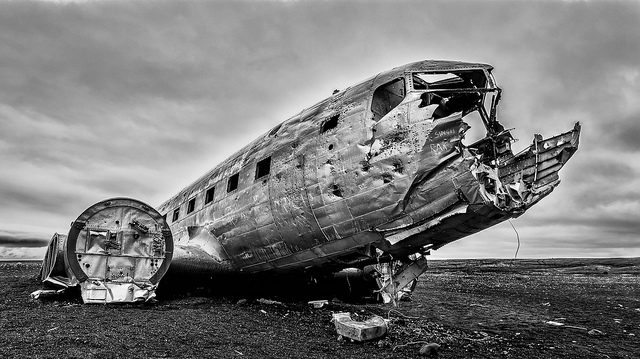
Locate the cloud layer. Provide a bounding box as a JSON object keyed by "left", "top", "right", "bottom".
{"left": 1, "top": 0, "right": 639, "bottom": 258}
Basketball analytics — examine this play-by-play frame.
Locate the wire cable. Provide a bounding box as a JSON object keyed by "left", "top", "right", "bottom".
{"left": 508, "top": 219, "right": 520, "bottom": 259}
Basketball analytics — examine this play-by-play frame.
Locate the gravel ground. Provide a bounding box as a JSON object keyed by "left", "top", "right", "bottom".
{"left": 1, "top": 259, "right": 639, "bottom": 358}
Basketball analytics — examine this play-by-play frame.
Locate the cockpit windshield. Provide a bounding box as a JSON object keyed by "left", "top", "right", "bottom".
{"left": 414, "top": 73, "right": 464, "bottom": 89}
{"left": 412, "top": 70, "right": 500, "bottom": 126}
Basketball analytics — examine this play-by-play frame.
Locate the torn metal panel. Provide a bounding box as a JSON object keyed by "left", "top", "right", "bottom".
{"left": 384, "top": 205, "right": 469, "bottom": 246}
{"left": 80, "top": 281, "right": 158, "bottom": 304}
{"left": 377, "top": 255, "right": 429, "bottom": 304}
{"left": 40, "top": 233, "right": 78, "bottom": 288}
{"left": 30, "top": 289, "right": 66, "bottom": 300}
{"left": 332, "top": 312, "right": 388, "bottom": 341}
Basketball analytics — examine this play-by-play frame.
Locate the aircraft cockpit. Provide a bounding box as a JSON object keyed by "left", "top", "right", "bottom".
{"left": 410, "top": 69, "right": 512, "bottom": 164}
{"left": 411, "top": 70, "right": 496, "bottom": 124}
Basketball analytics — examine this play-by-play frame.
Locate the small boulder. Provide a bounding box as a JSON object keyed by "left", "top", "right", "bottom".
{"left": 419, "top": 343, "right": 440, "bottom": 356}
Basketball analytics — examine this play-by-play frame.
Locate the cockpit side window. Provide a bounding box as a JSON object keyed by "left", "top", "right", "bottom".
{"left": 371, "top": 78, "right": 405, "bottom": 122}
{"left": 414, "top": 71, "right": 487, "bottom": 90}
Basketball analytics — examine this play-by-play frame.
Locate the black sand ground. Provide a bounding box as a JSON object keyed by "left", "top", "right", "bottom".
{"left": 1, "top": 258, "right": 639, "bottom": 358}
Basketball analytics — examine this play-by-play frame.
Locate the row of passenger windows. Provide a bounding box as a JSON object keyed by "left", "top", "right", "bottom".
{"left": 168, "top": 156, "right": 272, "bottom": 223}
{"left": 166, "top": 103, "right": 346, "bottom": 224}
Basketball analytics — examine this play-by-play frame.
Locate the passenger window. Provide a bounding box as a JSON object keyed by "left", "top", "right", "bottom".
{"left": 227, "top": 173, "right": 239, "bottom": 192}
{"left": 187, "top": 198, "right": 195, "bottom": 214}
{"left": 255, "top": 157, "right": 271, "bottom": 179}
{"left": 205, "top": 187, "right": 215, "bottom": 204}
{"left": 172, "top": 208, "right": 180, "bottom": 222}
{"left": 371, "top": 78, "right": 405, "bottom": 122}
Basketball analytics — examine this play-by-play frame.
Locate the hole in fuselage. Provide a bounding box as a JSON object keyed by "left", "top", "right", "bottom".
{"left": 332, "top": 184, "right": 343, "bottom": 197}
{"left": 461, "top": 111, "right": 488, "bottom": 147}
{"left": 321, "top": 115, "right": 339, "bottom": 133}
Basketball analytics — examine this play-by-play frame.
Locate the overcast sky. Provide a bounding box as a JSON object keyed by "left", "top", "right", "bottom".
{"left": 1, "top": 0, "right": 639, "bottom": 260}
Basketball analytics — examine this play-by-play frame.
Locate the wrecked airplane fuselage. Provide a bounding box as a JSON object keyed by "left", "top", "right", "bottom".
{"left": 39, "top": 60, "right": 580, "bottom": 303}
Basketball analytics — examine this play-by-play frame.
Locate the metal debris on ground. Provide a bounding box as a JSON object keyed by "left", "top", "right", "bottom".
{"left": 331, "top": 312, "right": 388, "bottom": 342}
{"left": 308, "top": 300, "right": 329, "bottom": 309}
{"left": 30, "top": 289, "right": 65, "bottom": 300}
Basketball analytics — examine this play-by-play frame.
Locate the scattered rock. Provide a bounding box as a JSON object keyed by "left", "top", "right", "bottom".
{"left": 257, "top": 298, "right": 284, "bottom": 306}
{"left": 419, "top": 343, "right": 440, "bottom": 356}
{"left": 236, "top": 299, "right": 247, "bottom": 305}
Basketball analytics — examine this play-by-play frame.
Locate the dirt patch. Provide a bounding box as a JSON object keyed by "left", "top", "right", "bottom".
{"left": 1, "top": 260, "right": 639, "bottom": 358}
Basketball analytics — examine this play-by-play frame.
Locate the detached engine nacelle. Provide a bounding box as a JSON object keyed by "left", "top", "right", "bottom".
{"left": 39, "top": 198, "right": 173, "bottom": 303}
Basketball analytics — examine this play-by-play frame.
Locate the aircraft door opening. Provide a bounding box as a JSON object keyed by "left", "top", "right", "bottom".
{"left": 371, "top": 78, "right": 406, "bottom": 122}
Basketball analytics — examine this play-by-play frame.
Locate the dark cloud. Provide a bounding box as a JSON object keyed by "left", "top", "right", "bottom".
{"left": 525, "top": 216, "right": 640, "bottom": 238}
{"left": 0, "top": 230, "right": 49, "bottom": 248}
